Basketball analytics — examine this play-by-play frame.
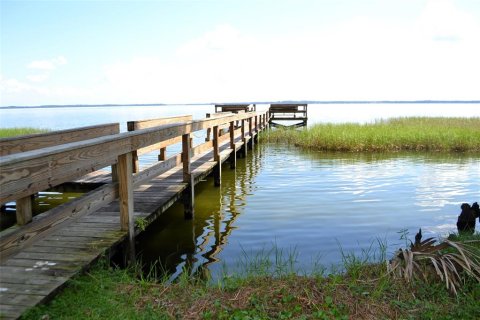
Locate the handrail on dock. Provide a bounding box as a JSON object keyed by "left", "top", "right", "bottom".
{"left": 0, "top": 110, "right": 270, "bottom": 255}
{"left": 0, "top": 109, "right": 272, "bottom": 319}
{"left": 0, "top": 123, "right": 120, "bottom": 226}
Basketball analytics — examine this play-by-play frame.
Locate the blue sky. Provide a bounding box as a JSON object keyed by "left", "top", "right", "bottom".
{"left": 1, "top": 0, "right": 480, "bottom": 106}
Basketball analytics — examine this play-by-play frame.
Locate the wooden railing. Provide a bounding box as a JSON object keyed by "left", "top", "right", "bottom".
{"left": 0, "top": 123, "right": 120, "bottom": 225}
{"left": 0, "top": 110, "right": 270, "bottom": 259}
{"left": 0, "top": 123, "right": 120, "bottom": 156}
{"left": 127, "top": 115, "right": 192, "bottom": 173}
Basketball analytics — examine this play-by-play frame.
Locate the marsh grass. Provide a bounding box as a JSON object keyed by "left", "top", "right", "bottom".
{"left": 0, "top": 127, "right": 49, "bottom": 138}
{"left": 266, "top": 117, "right": 480, "bottom": 152}
{"left": 22, "top": 235, "right": 480, "bottom": 320}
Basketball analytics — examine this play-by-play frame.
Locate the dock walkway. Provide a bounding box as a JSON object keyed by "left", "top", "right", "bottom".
{"left": 0, "top": 110, "right": 269, "bottom": 319}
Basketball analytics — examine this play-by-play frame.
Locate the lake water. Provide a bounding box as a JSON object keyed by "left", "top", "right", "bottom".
{"left": 1, "top": 103, "right": 479, "bottom": 276}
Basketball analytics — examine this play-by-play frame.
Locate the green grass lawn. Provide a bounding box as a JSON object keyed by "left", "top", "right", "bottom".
{"left": 0, "top": 127, "right": 49, "bottom": 138}
{"left": 266, "top": 117, "right": 480, "bottom": 152}
{"left": 22, "top": 234, "right": 480, "bottom": 320}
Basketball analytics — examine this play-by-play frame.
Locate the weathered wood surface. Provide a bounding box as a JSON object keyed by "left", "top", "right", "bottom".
{"left": 0, "top": 124, "right": 260, "bottom": 319}
{"left": 0, "top": 123, "right": 120, "bottom": 156}
{"left": 0, "top": 110, "right": 269, "bottom": 319}
{"left": 0, "top": 111, "right": 265, "bottom": 204}
{"left": 127, "top": 115, "right": 192, "bottom": 131}
{"left": 127, "top": 116, "right": 192, "bottom": 173}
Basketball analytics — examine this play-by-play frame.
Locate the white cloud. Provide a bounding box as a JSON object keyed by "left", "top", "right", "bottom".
{"left": 0, "top": 74, "right": 92, "bottom": 106}
{"left": 24, "top": 56, "right": 67, "bottom": 85}
{"left": 0, "top": 77, "right": 32, "bottom": 93}
{"left": 418, "top": 0, "right": 480, "bottom": 42}
{"left": 26, "top": 74, "right": 49, "bottom": 82}
{"left": 3, "top": 1, "right": 480, "bottom": 106}
{"left": 27, "top": 56, "right": 67, "bottom": 70}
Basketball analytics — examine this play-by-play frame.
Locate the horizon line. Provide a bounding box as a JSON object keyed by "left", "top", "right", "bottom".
{"left": 1, "top": 100, "right": 480, "bottom": 109}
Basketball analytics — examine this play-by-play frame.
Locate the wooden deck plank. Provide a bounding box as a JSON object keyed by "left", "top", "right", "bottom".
{"left": 0, "top": 293, "right": 45, "bottom": 307}
{"left": 0, "top": 304, "right": 26, "bottom": 320}
{"left": 0, "top": 282, "right": 59, "bottom": 296}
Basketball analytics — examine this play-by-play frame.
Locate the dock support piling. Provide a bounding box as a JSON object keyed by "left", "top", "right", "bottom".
{"left": 182, "top": 133, "right": 194, "bottom": 219}
{"left": 213, "top": 126, "right": 221, "bottom": 186}
{"left": 118, "top": 152, "right": 136, "bottom": 264}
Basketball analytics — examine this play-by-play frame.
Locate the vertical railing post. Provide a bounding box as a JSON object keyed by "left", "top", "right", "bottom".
{"left": 248, "top": 116, "right": 254, "bottom": 149}
{"left": 126, "top": 122, "right": 140, "bottom": 173}
{"left": 111, "top": 164, "right": 118, "bottom": 182}
{"left": 205, "top": 113, "right": 212, "bottom": 142}
{"left": 229, "top": 121, "right": 236, "bottom": 169}
{"left": 241, "top": 119, "right": 247, "bottom": 158}
{"left": 16, "top": 195, "right": 33, "bottom": 226}
{"left": 182, "top": 133, "right": 194, "bottom": 219}
{"left": 158, "top": 147, "right": 167, "bottom": 161}
{"left": 205, "top": 128, "right": 212, "bottom": 142}
{"left": 254, "top": 115, "right": 259, "bottom": 143}
{"left": 213, "top": 125, "right": 221, "bottom": 186}
{"left": 118, "top": 152, "right": 135, "bottom": 263}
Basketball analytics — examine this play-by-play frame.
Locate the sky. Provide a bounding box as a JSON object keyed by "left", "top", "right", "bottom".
{"left": 1, "top": 0, "right": 480, "bottom": 106}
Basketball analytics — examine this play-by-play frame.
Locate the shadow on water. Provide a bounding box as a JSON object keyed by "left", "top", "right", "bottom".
{"left": 136, "top": 144, "right": 265, "bottom": 279}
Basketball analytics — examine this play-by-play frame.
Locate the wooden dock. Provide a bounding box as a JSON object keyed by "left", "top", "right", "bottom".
{"left": 269, "top": 103, "right": 308, "bottom": 127}
{"left": 0, "top": 108, "right": 269, "bottom": 319}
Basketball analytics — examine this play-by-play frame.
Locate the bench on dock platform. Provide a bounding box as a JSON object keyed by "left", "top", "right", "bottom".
{"left": 214, "top": 104, "right": 256, "bottom": 113}
{"left": 269, "top": 104, "right": 307, "bottom": 117}
{"left": 269, "top": 104, "right": 308, "bottom": 127}
{"left": 0, "top": 110, "right": 271, "bottom": 319}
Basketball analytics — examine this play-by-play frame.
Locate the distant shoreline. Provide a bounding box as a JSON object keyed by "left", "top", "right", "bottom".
{"left": 1, "top": 100, "right": 479, "bottom": 109}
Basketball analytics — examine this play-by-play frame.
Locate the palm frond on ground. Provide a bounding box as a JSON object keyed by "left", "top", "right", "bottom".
{"left": 388, "top": 237, "right": 480, "bottom": 295}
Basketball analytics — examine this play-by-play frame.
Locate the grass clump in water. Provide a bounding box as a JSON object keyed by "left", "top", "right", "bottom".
{"left": 266, "top": 117, "right": 480, "bottom": 152}
{"left": 22, "top": 235, "right": 480, "bottom": 320}
{"left": 0, "top": 127, "right": 49, "bottom": 138}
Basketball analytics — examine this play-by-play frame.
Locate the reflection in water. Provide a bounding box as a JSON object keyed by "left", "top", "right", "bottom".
{"left": 137, "top": 145, "right": 480, "bottom": 278}
{"left": 137, "top": 145, "right": 265, "bottom": 278}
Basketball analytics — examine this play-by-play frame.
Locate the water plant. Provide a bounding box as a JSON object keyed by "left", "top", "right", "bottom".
{"left": 266, "top": 117, "right": 480, "bottom": 152}
{"left": 0, "top": 127, "right": 49, "bottom": 138}
{"left": 135, "top": 217, "right": 148, "bottom": 231}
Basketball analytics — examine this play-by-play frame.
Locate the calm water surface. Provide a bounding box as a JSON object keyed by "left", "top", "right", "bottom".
{"left": 138, "top": 144, "right": 480, "bottom": 276}
{"left": 1, "top": 104, "right": 479, "bottom": 276}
